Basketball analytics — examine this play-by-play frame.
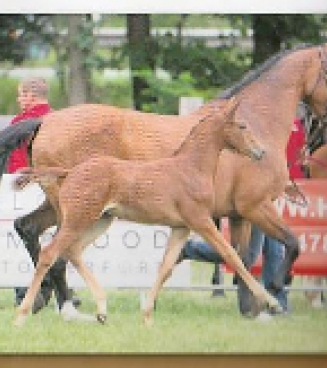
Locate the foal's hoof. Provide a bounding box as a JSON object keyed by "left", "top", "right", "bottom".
{"left": 143, "top": 312, "right": 154, "bottom": 327}
{"left": 13, "top": 314, "right": 27, "bottom": 327}
{"left": 96, "top": 314, "right": 107, "bottom": 324}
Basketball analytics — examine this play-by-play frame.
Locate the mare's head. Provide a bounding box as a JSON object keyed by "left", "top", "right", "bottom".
{"left": 218, "top": 97, "right": 265, "bottom": 161}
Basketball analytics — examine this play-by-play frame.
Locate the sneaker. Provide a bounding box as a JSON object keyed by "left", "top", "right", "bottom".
{"left": 255, "top": 311, "right": 274, "bottom": 322}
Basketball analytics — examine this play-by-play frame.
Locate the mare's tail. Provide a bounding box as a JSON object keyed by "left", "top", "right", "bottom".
{"left": 0, "top": 119, "right": 43, "bottom": 180}
{"left": 13, "top": 167, "right": 69, "bottom": 190}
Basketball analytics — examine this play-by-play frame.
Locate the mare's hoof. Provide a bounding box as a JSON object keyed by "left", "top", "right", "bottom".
{"left": 285, "top": 273, "right": 293, "bottom": 285}
{"left": 96, "top": 314, "right": 107, "bottom": 324}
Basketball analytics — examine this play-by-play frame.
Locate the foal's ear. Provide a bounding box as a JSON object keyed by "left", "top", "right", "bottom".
{"left": 224, "top": 96, "right": 240, "bottom": 120}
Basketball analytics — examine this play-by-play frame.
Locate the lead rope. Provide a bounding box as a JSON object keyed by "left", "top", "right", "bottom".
{"left": 283, "top": 179, "right": 309, "bottom": 207}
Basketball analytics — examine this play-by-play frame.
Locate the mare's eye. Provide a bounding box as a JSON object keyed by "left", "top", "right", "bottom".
{"left": 238, "top": 124, "right": 246, "bottom": 129}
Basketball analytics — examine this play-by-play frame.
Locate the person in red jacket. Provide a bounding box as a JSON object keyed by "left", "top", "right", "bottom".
{"left": 6, "top": 78, "right": 55, "bottom": 313}
{"left": 6, "top": 78, "right": 51, "bottom": 173}
{"left": 7, "top": 78, "right": 82, "bottom": 317}
{"left": 287, "top": 118, "right": 306, "bottom": 180}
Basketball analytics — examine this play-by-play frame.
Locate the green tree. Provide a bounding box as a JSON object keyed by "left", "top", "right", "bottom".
{"left": 67, "top": 14, "right": 94, "bottom": 105}
{"left": 0, "top": 15, "right": 49, "bottom": 64}
{"left": 252, "top": 15, "right": 324, "bottom": 65}
{"left": 127, "top": 14, "right": 157, "bottom": 110}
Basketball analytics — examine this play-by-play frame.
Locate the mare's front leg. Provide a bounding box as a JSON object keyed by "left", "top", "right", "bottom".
{"left": 143, "top": 227, "right": 190, "bottom": 327}
{"left": 244, "top": 199, "right": 300, "bottom": 293}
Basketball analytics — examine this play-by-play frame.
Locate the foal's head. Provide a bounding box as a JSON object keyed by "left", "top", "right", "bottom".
{"left": 218, "top": 97, "right": 265, "bottom": 161}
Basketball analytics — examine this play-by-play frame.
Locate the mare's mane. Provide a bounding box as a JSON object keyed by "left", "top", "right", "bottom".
{"left": 218, "top": 43, "right": 313, "bottom": 99}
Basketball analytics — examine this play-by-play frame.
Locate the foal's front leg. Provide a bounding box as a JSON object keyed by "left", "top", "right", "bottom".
{"left": 187, "top": 212, "right": 281, "bottom": 311}
{"left": 69, "top": 256, "right": 107, "bottom": 323}
{"left": 143, "top": 227, "right": 190, "bottom": 326}
{"left": 66, "top": 214, "right": 114, "bottom": 323}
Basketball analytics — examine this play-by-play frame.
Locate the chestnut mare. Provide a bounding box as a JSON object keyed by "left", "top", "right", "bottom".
{"left": 2, "top": 43, "right": 327, "bottom": 318}
{"left": 13, "top": 98, "right": 274, "bottom": 326}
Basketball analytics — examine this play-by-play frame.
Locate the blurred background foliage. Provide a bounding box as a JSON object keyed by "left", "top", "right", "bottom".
{"left": 0, "top": 14, "right": 326, "bottom": 114}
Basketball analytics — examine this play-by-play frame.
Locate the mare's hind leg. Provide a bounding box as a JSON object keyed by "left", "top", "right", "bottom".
{"left": 229, "top": 218, "right": 262, "bottom": 317}
{"left": 14, "top": 199, "right": 71, "bottom": 308}
{"left": 143, "top": 227, "right": 190, "bottom": 326}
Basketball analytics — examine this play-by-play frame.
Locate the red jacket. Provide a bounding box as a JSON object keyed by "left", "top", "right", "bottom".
{"left": 6, "top": 104, "right": 52, "bottom": 173}
{"left": 286, "top": 118, "right": 305, "bottom": 180}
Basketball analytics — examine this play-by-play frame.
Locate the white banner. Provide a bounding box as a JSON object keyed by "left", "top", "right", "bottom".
{"left": 0, "top": 175, "right": 190, "bottom": 288}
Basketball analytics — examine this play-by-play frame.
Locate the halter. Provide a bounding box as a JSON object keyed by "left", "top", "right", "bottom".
{"left": 299, "top": 46, "right": 327, "bottom": 162}
{"left": 286, "top": 47, "right": 327, "bottom": 206}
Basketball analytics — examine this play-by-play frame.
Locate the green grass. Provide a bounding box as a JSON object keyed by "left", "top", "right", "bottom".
{"left": 0, "top": 287, "right": 326, "bottom": 354}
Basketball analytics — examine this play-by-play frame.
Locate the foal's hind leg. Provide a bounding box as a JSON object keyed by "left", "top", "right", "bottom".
{"left": 14, "top": 229, "right": 76, "bottom": 326}
{"left": 143, "top": 227, "right": 190, "bottom": 326}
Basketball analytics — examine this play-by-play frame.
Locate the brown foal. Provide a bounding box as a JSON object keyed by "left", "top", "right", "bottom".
{"left": 13, "top": 97, "right": 280, "bottom": 326}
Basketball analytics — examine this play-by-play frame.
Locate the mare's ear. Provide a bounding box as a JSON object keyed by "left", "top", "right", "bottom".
{"left": 224, "top": 96, "right": 240, "bottom": 121}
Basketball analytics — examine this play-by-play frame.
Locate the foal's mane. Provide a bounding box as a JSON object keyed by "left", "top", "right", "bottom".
{"left": 173, "top": 109, "right": 219, "bottom": 156}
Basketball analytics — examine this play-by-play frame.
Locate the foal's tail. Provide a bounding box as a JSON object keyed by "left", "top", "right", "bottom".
{"left": 0, "top": 119, "right": 43, "bottom": 181}
{"left": 13, "top": 167, "right": 69, "bottom": 190}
